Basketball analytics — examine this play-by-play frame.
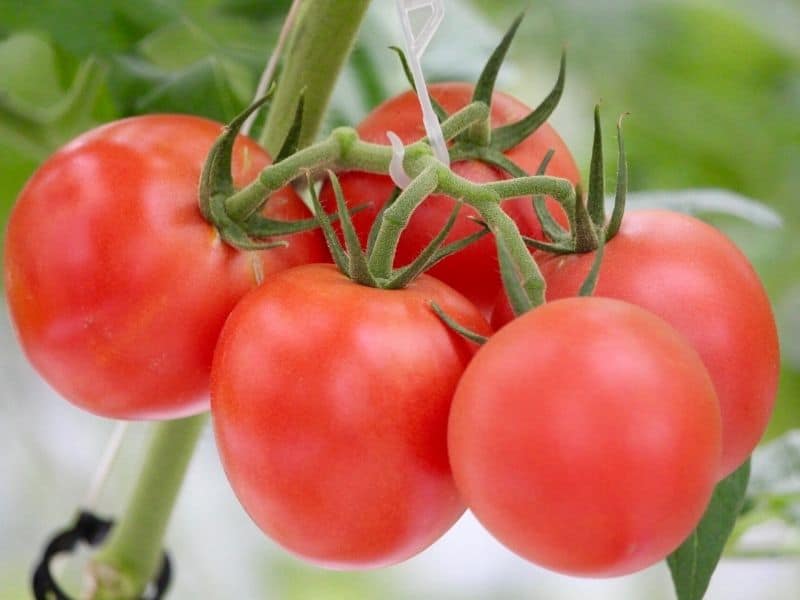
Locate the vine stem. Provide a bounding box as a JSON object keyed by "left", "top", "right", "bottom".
{"left": 260, "top": 0, "right": 372, "bottom": 155}
{"left": 83, "top": 2, "right": 372, "bottom": 597}
{"left": 241, "top": 0, "right": 303, "bottom": 137}
{"left": 87, "top": 415, "right": 207, "bottom": 599}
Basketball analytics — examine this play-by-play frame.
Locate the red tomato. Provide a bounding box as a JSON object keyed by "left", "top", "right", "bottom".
{"left": 320, "top": 83, "right": 580, "bottom": 315}
{"left": 450, "top": 297, "right": 721, "bottom": 577}
{"left": 492, "top": 209, "right": 780, "bottom": 478}
{"left": 211, "top": 263, "right": 490, "bottom": 568}
{"left": 4, "top": 115, "right": 327, "bottom": 420}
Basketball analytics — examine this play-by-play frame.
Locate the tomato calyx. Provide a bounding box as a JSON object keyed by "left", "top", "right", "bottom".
{"left": 524, "top": 107, "right": 629, "bottom": 256}
{"left": 391, "top": 11, "right": 566, "bottom": 159}
{"left": 309, "top": 170, "right": 490, "bottom": 289}
{"left": 198, "top": 89, "right": 333, "bottom": 251}
{"left": 494, "top": 108, "right": 624, "bottom": 319}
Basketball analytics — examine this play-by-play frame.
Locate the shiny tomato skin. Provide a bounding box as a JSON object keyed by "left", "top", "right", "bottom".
{"left": 211, "top": 263, "right": 490, "bottom": 569}
{"left": 492, "top": 209, "right": 780, "bottom": 478}
{"left": 4, "top": 115, "right": 327, "bottom": 420}
{"left": 450, "top": 297, "right": 722, "bottom": 577}
{"left": 320, "top": 83, "right": 581, "bottom": 315}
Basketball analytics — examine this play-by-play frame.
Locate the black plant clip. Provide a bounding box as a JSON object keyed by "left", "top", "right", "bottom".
{"left": 32, "top": 510, "right": 171, "bottom": 600}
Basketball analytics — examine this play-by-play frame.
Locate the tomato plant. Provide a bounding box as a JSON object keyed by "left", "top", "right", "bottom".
{"left": 211, "top": 263, "right": 490, "bottom": 568}
{"left": 450, "top": 296, "right": 722, "bottom": 577}
{"left": 4, "top": 115, "right": 327, "bottom": 420}
{"left": 492, "top": 209, "right": 780, "bottom": 478}
{"left": 320, "top": 83, "right": 581, "bottom": 314}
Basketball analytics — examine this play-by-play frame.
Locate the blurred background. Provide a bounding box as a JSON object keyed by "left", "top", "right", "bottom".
{"left": 1, "top": 0, "right": 798, "bottom": 598}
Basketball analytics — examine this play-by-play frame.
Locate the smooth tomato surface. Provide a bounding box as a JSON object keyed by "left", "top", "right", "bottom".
{"left": 450, "top": 297, "right": 721, "bottom": 577}
{"left": 320, "top": 83, "right": 581, "bottom": 314}
{"left": 4, "top": 115, "right": 327, "bottom": 419}
{"left": 211, "top": 264, "right": 490, "bottom": 568}
{"left": 493, "top": 209, "right": 780, "bottom": 478}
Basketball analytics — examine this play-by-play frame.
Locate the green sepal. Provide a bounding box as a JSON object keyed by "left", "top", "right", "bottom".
{"left": 207, "top": 195, "right": 288, "bottom": 251}
{"left": 587, "top": 105, "right": 606, "bottom": 228}
{"left": 577, "top": 226, "right": 605, "bottom": 296}
{"left": 386, "top": 202, "right": 462, "bottom": 289}
{"left": 461, "top": 12, "right": 525, "bottom": 146}
{"left": 308, "top": 174, "right": 349, "bottom": 275}
{"left": 198, "top": 89, "right": 273, "bottom": 221}
{"left": 275, "top": 91, "right": 305, "bottom": 163}
{"left": 667, "top": 460, "right": 751, "bottom": 600}
{"left": 426, "top": 226, "right": 490, "bottom": 270}
{"left": 489, "top": 51, "right": 566, "bottom": 152}
{"left": 472, "top": 12, "right": 524, "bottom": 107}
{"left": 531, "top": 149, "right": 570, "bottom": 242}
{"left": 388, "top": 46, "right": 448, "bottom": 122}
{"left": 606, "top": 114, "right": 629, "bottom": 240}
{"left": 496, "top": 232, "right": 535, "bottom": 317}
{"left": 241, "top": 202, "right": 369, "bottom": 239}
{"left": 522, "top": 237, "right": 574, "bottom": 255}
{"left": 430, "top": 302, "right": 488, "bottom": 345}
{"left": 327, "top": 170, "right": 377, "bottom": 286}
{"left": 572, "top": 183, "right": 599, "bottom": 252}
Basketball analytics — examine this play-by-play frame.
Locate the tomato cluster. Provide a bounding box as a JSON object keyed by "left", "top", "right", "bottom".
{"left": 4, "top": 83, "right": 778, "bottom": 579}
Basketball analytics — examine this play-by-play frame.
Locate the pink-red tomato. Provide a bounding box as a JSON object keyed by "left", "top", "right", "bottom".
{"left": 211, "top": 263, "right": 490, "bottom": 568}
{"left": 4, "top": 115, "right": 327, "bottom": 420}
{"left": 450, "top": 297, "right": 721, "bottom": 577}
{"left": 320, "top": 83, "right": 580, "bottom": 315}
{"left": 492, "top": 209, "right": 780, "bottom": 478}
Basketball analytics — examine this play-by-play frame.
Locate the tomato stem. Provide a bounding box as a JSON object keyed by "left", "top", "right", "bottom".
{"left": 224, "top": 101, "right": 492, "bottom": 223}
{"left": 259, "top": 0, "right": 372, "bottom": 155}
{"left": 368, "top": 166, "right": 439, "bottom": 280}
{"left": 87, "top": 414, "right": 207, "bottom": 599}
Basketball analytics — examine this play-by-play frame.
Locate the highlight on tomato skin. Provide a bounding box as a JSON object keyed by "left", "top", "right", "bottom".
{"left": 492, "top": 209, "right": 780, "bottom": 480}
{"left": 450, "top": 296, "right": 722, "bottom": 577}
{"left": 3, "top": 114, "right": 328, "bottom": 420}
{"left": 210, "top": 263, "right": 491, "bottom": 569}
{"left": 320, "top": 82, "right": 581, "bottom": 316}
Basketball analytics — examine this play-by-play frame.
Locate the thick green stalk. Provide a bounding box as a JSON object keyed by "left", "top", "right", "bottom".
{"left": 368, "top": 166, "right": 439, "bottom": 279}
{"left": 88, "top": 415, "right": 207, "bottom": 599}
{"left": 260, "top": 0, "right": 372, "bottom": 154}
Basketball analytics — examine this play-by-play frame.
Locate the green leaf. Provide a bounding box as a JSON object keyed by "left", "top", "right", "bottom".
{"left": 0, "top": 0, "right": 175, "bottom": 58}
{"left": 0, "top": 33, "right": 62, "bottom": 105}
{"left": 109, "top": 55, "right": 252, "bottom": 122}
{"left": 622, "top": 189, "right": 782, "bottom": 228}
{"left": 667, "top": 459, "right": 751, "bottom": 600}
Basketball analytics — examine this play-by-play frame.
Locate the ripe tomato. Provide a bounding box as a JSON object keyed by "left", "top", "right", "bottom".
{"left": 492, "top": 209, "right": 780, "bottom": 478}
{"left": 320, "top": 83, "right": 580, "bottom": 315}
{"left": 450, "top": 297, "right": 721, "bottom": 577}
{"left": 211, "top": 263, "right": 490, "bottom": 568}
{"left": 4, "top": 115, "right": 327, "bottom": 420}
